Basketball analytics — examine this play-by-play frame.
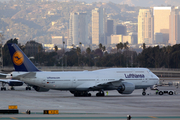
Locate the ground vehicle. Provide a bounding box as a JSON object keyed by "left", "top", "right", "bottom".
{"left": 156, "top": 90, "right": 176, "bottom": 95}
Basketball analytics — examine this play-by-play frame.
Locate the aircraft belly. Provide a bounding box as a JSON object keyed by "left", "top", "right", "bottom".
{"left": 21, "top": 78, "right": 36, "bottom": 86}
{"left": 135, "top": 85, "right": 152, "bottom": 89}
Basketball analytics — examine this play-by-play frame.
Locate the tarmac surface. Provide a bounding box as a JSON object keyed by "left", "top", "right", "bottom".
{"left": 0, "top": 81, "right": 180, "bottom": 120}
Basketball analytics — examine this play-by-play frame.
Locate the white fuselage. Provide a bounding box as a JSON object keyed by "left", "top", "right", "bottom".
{"left": 11, "top": 68, "right": 159, "bottom": 91}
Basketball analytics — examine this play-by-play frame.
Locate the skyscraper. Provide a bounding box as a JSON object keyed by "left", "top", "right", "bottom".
{"left": 116, "top": 24, "right": 126, "bottom": 35}
{"left": 153, "top": 7, "right": 171, "bottom": 44}
{"left": 92, "top": 8, "right": 106, "bottom": 46}
{"left": 105, "top": 19, "right": 113, "bottom": 45}
{"left": 68, "top": 12, "right": 88, "bottom": 46}
{"left": 106, "top": 19, "right": 114, "bottom": 36}
{"left": 138, "top": 9, "right": 154, "bottom": 44}
{"left": 169, "top": 7, "right": 180, "bottom": 45}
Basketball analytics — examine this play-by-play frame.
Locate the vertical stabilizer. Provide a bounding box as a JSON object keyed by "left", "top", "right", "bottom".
{"left": 8, "top": 43, "right": 39, "bottom": 72}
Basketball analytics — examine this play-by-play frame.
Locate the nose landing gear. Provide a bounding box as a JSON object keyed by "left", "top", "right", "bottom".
{"left": 1, "top": 83, "right": 6, "bottom": 91}
{"left": 142, "top": 88, "right": 147, "bottom": 96}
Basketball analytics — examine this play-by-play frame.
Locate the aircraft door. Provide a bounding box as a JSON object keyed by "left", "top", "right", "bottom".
{"left": 42, "top": 79, "right": 47, "bottom": 87}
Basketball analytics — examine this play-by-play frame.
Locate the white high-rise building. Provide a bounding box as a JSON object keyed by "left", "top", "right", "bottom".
{"left": 138, "top": 9, "right": 154, "bottom": 44}
{"left": 92, "top": 8, "right": 106, "bottom": 46}
{"left": 68, "top": 12, "right": 88, "bottom": 46}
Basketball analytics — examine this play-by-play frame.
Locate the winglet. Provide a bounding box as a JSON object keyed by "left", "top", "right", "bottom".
{"left": 8, "top": 43, "right": 39, "bottom": 72}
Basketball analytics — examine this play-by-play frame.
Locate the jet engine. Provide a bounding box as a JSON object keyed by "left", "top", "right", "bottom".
{"left": 117, "top": 82, "right": 135, "bottom": 94}
{"left": 8, "top": 81, "right": 23, "bottom": 86}
{"left": 33, "top": 86, "right": 49, "bottom": 92}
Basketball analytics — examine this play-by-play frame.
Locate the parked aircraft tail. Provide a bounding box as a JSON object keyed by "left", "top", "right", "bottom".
{"left": 8, "top": 43, "right": 39, "bottom": 72}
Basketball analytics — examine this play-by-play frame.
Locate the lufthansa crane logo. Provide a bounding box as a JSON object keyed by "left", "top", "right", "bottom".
{"left": 13, "top": 51, "right": 24, "bottom": 66}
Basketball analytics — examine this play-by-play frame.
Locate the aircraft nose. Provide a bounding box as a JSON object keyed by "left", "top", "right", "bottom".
{"left": 156, "top": 78, "right": 160, "bottom": 84}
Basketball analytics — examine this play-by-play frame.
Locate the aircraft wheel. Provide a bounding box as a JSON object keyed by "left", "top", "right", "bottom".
{"left": 159, "top": 91, "right": 163, "bottom": 95}
{"left": 96, "top": 93, "right": 100, "bottom": 96}
{"left": 74, "top": 92, "right": 80, "bottom": 97}
{"left": 100, "top": 92, "right": 105, "bottom": 96}
{"left": 96, "top": 92, "right": 104, "bottom": 97}
{"left": 142, "top": 92, "right": 146, "bottom": 96}
{"left": 1, "top": 87, "right": 6, "bottom": 91}
{"left": 169, "top": 91, "right": 173, "bottom": 95}
{"left": 11, "top": 87, "right": 15, "bottom": 90}
{"left": 26, "top": 87, "right": 31, "bottom": 90}
{"left": 88, "top": 93, "right": 91, "bottom": 96}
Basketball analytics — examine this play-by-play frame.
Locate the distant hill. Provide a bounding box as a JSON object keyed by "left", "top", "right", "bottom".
{"left": 77, "top": 0, "right": 180, "bottom": 7}
{"left": 1, "top": 0, "right": 180, "bottom": 7}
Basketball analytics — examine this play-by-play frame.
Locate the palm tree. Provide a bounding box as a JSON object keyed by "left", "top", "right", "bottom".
{"left": 119, "top": 42, "right": 124, "bottom": 52}
{"left": 166, "top": 46, "right": 172, "bottom": 68}
{"left": 79, "top": 42, "right": 82, "bottom": 54}
{"left": 142, "top": 43, "right": 146, "bottom": 50}
{"left": 102, "top": 46, "right": 106, "bottom": 52}
{"left": 63, "top": 41, "right": 65, "bottom": 54}
{"left": 76, "top": 47, "right": 81, "bottom": 66}
{"left": 37, "top": 45, "right": 42, "bottom": 66}
{"left": 86, "top": 47, "right": 91, "bottom": 66}
{"left": 72, "top": 44, "right": 75, "bottom": 49}
{"left": 54, "top": 45, "right": 58, "bottom": 52}
{"left": 99, "top": 43, "right": 102, "bottom": 50}
{"left": 116, "top": 43, "right": 120, "bottom": 53}
{"left": 123, "top": 42, "right": 129, "bottom": 67}
{"left": 124, "top": 42, "right": 128, "bottom": 50}
{"left": 38, "top": 45, "right": 42, "bottom": 53}
{"left": 76, "top": 47, "right": 81, "bottom": 56}
{"left": 86, "top": 47, "right": 91, "bottom": 55}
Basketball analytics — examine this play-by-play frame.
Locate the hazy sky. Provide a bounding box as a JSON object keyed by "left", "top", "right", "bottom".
{"left": 0, "top": 0, "right": 180, "bottom": 7}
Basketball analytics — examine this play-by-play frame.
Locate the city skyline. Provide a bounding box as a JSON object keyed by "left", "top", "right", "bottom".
{"left": 1, "top": 0, "right": 180, "bottom": 50}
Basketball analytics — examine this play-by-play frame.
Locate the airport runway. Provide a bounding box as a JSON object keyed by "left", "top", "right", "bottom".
{"left": 0, "top": 84, "right": 180, "bottom": 120}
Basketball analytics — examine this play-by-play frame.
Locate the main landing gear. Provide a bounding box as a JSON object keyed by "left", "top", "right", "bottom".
{"left": 1, "top": 83, "right": 6, "bottom": 91}
{"left": 25, "top": 83, "right": 31, "bottom": 90}
{"left": 96, "top": 90, "right": 105, "bottom": 97}
{"left": 26, "top": 86, "right": 31, "bottom": 90}
{"left": 70, "top": 90, "right": 105, "bottom": 97}
{"left": 10, "top": 86, "right": 15, "bottom": 90}
{"left": 142, "top": 88, "right": 147, "bottom": 96}
{"left": 71, "top": 91, "right": 91, "bottom": 97}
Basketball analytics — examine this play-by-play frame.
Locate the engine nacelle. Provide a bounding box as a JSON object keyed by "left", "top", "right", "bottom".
{"left": 117, "top": 82, "right": 135, "bottom": 94}
{"left": 33, "top": 86, "right": 49, "bottom": 92}
{"left": 8, "top": 81, "right": 23, "bottom": 86}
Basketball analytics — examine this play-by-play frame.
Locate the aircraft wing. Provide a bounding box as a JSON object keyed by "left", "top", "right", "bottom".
{"left": 0, "top": 79, "right": 24, "bottom": 87}
{"left": 0, "top": 79, "right": 22, "bottom": 83}
{"left": 0, "top": 73, "right": 9, "bottom": 76}
{"left": 0, "top": 79, "right": 9, "bottom": 83}
{"left": 76, "top": 79, "right": 123, "bottom": 90}
{"left": 98, "top": 79, "right": 123, "bottom": 87}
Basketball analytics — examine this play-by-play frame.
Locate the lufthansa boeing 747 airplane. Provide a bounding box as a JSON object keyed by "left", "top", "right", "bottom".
{"left": 7, "top": 43, "right": 159, "bottom": 96}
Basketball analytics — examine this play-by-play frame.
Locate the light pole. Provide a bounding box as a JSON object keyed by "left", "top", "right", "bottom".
{"left": 0, "top": 31, "right": 4, "bottom": 68}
